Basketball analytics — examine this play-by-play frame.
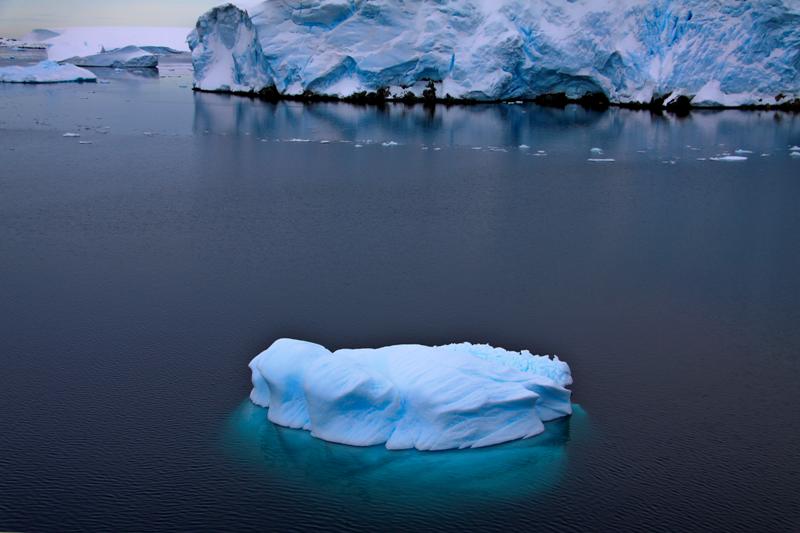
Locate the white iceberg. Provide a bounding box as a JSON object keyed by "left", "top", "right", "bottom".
{"left": 0, "top": 61, "right": 97, "bottom": 84}
{"left": 190, "top": 1, "right": 800, "bottom": 106}
{"left": 45, "top": 26, "right": 191, "bottom": 62}
{"left": 249, "top": 338, "right": 572, "bottom": 451}
{"left": 61, "top": 46, "right": 158, "bottom": 68}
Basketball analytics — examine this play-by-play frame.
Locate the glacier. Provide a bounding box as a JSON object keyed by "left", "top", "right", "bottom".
{"left": 190, "top": 1, "right": 800, "bottom": 107}
{"left": 188, "top": 4, "right": 274, "bottom": 93}
{"left": 0, "top": 61, "right": 97, "bottom": 84}
{"left": 248, "top": 338, "right": 573, "bottom": 451}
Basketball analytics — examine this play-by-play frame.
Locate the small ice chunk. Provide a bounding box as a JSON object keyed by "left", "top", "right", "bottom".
{"left": 790, "top": 152, "right": 800, "bottom": 158}
{"left": 382, "top": 141, "right": 399, "bottom": 147}
{"left": 78, "top": 141, "right": 92, "bottom": 144}
{"left": 288, "top": 138, "right": 311, "bottom": 143}
{"left": 590, "top": 147, "right": 604, "bottom": 154}
{"left": 710, "top": 155, "right": 748, "bottom": 161}
{"left": 518, "top": 144, "right": 530, "bottom": 149}
{"left": 734, "top": 149, "right": 753, "bottom": 154}
{"left": 588, "top": 158, "right": 615, "bottom": 162}
{"left": 789, "top": 145, "right": 800, "bottom": 151}
{"left": 62, "top": 132, "right": 80, "bottom": 137}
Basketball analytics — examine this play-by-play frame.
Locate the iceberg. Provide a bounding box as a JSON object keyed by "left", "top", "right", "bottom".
{"left": 44, "top": 26, "right": 192, "bottom": 65}
{"left": 248, "top": 338, "right": 572, "bottom": 451}
{"left": 189, "top": 3, "right": 274, "bottom": 93}
{"left": 191, "top": 1, "right": 800, "bottom": 107}
{"left": 62, "top": 46, "right": 158, "bottom": 68}
{"left": 0, "top": 61, "right": 97, "bottom": 84}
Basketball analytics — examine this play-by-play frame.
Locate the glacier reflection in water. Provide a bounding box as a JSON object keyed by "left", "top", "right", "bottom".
{"left": 223, "top": 400, "right": 589, "bottom": 508}
{"left": 193, "top": 90, "right": 800, "bottom": 160}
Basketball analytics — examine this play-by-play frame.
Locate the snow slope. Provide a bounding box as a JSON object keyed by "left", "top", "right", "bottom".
{"left": 45, "top": 27, "right": 191, "bottom": 62}
{"left": 64, "top": 46, "right": 158, "bottom": 68}
{"left": 248, "top": 339, "right": 572, "bottom": 451}
{"left": 0, "top": 61, "right": 97, "bottom": 83}
{"left": 191, "top": 1, "right": 800, "bottom": 106}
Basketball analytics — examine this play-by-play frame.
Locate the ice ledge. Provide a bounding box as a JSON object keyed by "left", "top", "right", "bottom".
{"left": 0, "top": 61, "right": 97, "bottom": 84}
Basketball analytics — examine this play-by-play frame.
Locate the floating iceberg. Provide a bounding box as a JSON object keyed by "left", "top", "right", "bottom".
{"left": 61, "top": 46, "right": 158, "bottom": 68}
{"left": 44, "top": 26, "right": 192, "bottom": 64}
{"left": 249, "top": 338, "right": 572, "bottom": 451}
{"left": 0, "top": 61, "right": 97, "bottom": 84}
{"left": 191, "top": 1, "right": 800, "bottom": 107}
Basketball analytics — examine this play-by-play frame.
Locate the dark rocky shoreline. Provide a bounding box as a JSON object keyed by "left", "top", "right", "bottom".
{"left": 193, "top": 85, "right": 800, "bottom": 115}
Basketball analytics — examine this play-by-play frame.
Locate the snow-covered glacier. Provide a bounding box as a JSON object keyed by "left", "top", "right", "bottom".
{"left": 190, "top": 1, "right": 800, "bottom": 106}
{"left": 248, "top": 338, "right": 572, "bottom": 451}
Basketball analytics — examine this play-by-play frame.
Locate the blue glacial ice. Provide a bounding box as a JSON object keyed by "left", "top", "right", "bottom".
{"left": 0, "top": 61, "right": 97, "bottom": 84}
{"left": 190, "top": 1, "right": 800, "bottom": 106}
{"left": 248, "top": 338, "right": 573, "bottom": 451}
{"left": 188, "top": 3, "right": 274, "bottom": 93}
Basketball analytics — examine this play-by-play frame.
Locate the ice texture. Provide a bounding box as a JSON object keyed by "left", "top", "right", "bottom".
{"left": 189, "top": 4, "right": 274, "bottom": 93}
{"left": 191, "top": 1, "right": 800, "bottom": 106}
{"left": 62, "top": 46, "right": 158, "bottom": 68}
{"left": 248, "top": 338, "right": 573, "bottom": 451}
{"left": 0, "top": 61, "right": 97, "bottom": 84}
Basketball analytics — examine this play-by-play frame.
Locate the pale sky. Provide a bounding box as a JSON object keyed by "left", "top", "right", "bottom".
{"left": 0, "top": 0, "right": 241, "bottom": 37}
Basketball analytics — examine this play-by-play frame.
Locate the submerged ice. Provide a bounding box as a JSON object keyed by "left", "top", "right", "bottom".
{"left": 248, "top": 339, "right": 573, "bottom": 451}
{"left": 190, "top": 1, "right": 800, "bottom": 106}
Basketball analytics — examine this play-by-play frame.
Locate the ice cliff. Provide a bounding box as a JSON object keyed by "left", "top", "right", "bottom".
{"left": 188, "top": 4, "right": 274, "bottom": 93}
{"left": 248, "top": 339, "right": 573, "bottom": 451}
{"left": 190, "top": 1, "right": 800, "bottom": 106}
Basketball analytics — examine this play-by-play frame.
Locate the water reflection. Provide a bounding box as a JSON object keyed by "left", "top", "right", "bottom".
{"left": 223, "top": 400, "right": 589, "bottom": 508}
{"left": 193, "top": 92, "right": 799, "bottom": 158}
{"left": 86, "top": 66, "right": 160, "bottom": 80}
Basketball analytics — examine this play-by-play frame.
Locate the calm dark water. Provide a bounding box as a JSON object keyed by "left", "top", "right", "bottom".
{"left": 1, "top": 58, "right": 800, "bottom": 532}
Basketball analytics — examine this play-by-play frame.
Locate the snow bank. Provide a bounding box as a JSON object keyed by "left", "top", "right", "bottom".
{"left": 249, "top": 338, "right": 572, "bottom": 451}
{"left": 188, "top": 4, "right": 274, "bottom": 93}
{"left": 45, "top": 27, "right": 191, "bottom": 62}
{"left": 0, "top": 61, "right": 97, "bottom": 83}
{"left": 191, "top": 0, "right": 800, "bottom": 106}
